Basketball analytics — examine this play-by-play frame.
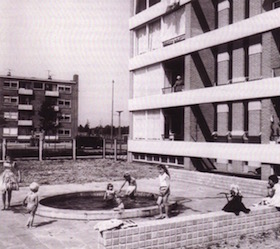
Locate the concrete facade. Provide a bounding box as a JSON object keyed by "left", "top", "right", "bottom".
{"left": 128, "top": 0, "right": 280, "bottom": 179}
{"left": 0, "top": 74, "right": 79, "bottom": 142}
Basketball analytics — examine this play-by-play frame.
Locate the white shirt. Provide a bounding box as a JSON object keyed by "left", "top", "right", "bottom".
{"left": 159, "top": 172, "right": 169, "bottom": 188}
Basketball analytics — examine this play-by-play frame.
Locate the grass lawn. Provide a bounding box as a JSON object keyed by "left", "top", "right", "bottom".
{"left": 18, "top": 158, "right": 159, "bottom": 186}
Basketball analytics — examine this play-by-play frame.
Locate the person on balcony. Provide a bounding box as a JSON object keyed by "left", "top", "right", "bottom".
{"left": 173, "top": 75, "right": 184, "bottom": 92}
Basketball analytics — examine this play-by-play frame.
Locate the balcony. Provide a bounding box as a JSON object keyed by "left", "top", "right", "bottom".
{"left": 18, "top": 88, "right": 33, "bottom": 95}
{"left": 18, "top": 135, "right": 32, "bottom": 140}
{"left": 18, "top": 120, "right": 33, "bottom": 126}
{"left": 18, "top": 104, "right": 33, "bottom": 111}
{"left": 45, "top": 135, "right": 59, "bottom": 141}
{"left": 162, "top": 85, "right": 184, "bottom": 94}
{"left": 45, "top": 90, "right": 59, "bottom": 97}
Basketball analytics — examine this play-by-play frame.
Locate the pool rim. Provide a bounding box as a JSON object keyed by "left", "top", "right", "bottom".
{"left": 37, "top": 190, "right": 162, "bottom": 220}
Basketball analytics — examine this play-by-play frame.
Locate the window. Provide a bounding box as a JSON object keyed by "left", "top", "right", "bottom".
{"left": 135, "top": 0, "right": 146, "bottom": 14}
{"left": 273, "top": 0, "right": 280, "bottom": 8}
{"left": 33, "top": 82, "right": 44, "bottom": 89}
{"left": 58, "top": 129, "right": 71, "bottom": 137}
{"left": 162, "top": 7, "right": 186, "bottom": 43}
{"left": 149, "top": 20, "right": 161, "bottom": 51}
{"left": 58, "top": 99, "right": 71, "bottom": 108}
{"left": 4, "top": 112, "right": 18, "bottom": 120}
{"left": 3, "top": 80, "right": 18, "bottom": 89}
{"left": 59, "top": 114, "right": 71, "bottom": 122}
{"left": 58, "top": 85, "right": 72, "bottom": 94}
{"left": 135, "top": 26, "right": 148, "bottom": 55}
{"left": 3, "top": 96, "right": 18, "bottom": 105}
{"left": 3, "top": 128, "right": 18, "bottom": 136}
{"left": 45, "top": 83, "right": 57, "bottom": 91}
{"left": 149, "top": 0, "right": 160, "bottom": 7}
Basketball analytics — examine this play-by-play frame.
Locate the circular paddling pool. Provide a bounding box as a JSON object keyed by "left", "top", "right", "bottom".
{"left": 37, "top": 191, "right": 160, "bottom": 220}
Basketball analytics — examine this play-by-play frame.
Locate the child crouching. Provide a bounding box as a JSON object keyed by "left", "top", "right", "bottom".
{"left": 23, "top": 182, "right": 39, "bottom": 228}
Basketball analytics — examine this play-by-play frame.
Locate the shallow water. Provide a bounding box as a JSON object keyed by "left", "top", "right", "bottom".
{"left": 40, "top": 191, "right": 157, "bottom": 210}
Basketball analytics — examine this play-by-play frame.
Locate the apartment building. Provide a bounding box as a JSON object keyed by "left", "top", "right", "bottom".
{"left": 128, "top": 0, "right": 280, "bottom": 179}
{"left": 0, "top": 74, "right": 78, "bottom": 142}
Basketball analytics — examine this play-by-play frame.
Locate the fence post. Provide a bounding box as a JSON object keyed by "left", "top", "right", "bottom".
{"left": 39, "top": 136, "right": 43, "bottom": 161}
{"left": 114, "top": 139, "right": 117, "bottom": 161}
{"left": 103, "top": 138, "right": 106, "bottom": 159}
{"left": 72, "top": 138, "right": 76, "bottom": 160}
{"left": 2, "top": 138, "right": 6, "bottom": 160}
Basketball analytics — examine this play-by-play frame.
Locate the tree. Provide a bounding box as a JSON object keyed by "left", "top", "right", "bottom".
{"left": 38, "top": 99, "right": 60, "bottom": 135}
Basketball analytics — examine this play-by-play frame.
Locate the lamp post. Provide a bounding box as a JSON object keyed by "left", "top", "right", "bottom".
{"left": 116, "top": 110, "right": 123, "bottom": 156}
{"left": 111, "top": 80, "right": 114, "bottom": 149}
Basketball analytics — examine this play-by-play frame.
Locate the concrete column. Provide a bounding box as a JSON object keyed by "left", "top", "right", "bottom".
{"left": 261, "top": 164, "right": 274, "bottom": 181}
{"left": 232, "top": 40, "right": 246, "bottom": 83}
{"left": 218, "top": 0, "right": 230, "bottom": 28}
{"left": 216, "top": 104, "right": 229, "bottom": 171}
{"left": 249, "top": 0, "right": 262, "bottom": 17}
{"left": 248, "top": 37, "right": 262, "bottom": 81}
{"left": 217, "top": 45, "right": 229, "bottom": 85}
{"left": 231, "top": 102, "right": 244, "bottom": 173}
{"left": 232, "top": 0, "right": 246, "bottom": 23}
{"left": 248, "top": 101, "right": 261, "bottom": 137}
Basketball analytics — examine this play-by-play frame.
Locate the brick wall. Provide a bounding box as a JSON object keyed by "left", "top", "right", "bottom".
{"left": 98, "top": 207, "right": 280, "bottom": 249}
{"left": 97, "top": 171, "right": 277, "bottom": 249}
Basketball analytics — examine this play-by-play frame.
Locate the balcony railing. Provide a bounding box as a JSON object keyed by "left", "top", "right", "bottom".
{"left": 162, "top": 85, "right": 184, "bottom": 94}
{"left": 45, "top": 90, "right": 59, "bottom": 97}
{"left": 18, "top": 104, "right": 33, "bottom": 111}
{"left": 18, "top": 120, "right": 33, "bottom": 126}
{"left": 18, "top": 88, "right": 33, "bottom": 95}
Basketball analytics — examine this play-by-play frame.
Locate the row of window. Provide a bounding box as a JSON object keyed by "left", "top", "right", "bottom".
{"left": 133, "top": 152, "right": 184, "bottom": 166}
{"left": 3, "top": 128, "right": 71, "bottom": 137}
{"left": 3, "top": 112, "right": 71, "bottom": 122}
{"left": 3, "top": 96, "right": 72, "bottom": 108}
{"left": 3, "top": 80, "right": 72, "bottom": 93}
{"left": 134, "top": 7, "right": 185, "bottom": 55}
{"left": 133, "top": 0, "right": 280, "bottom": 56}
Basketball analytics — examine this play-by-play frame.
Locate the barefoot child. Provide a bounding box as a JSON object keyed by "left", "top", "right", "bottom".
{"left": 104, "top": 183, "right": 116, "bottom": 207}
{"left": 156, "top": 165, "right": 170, "bottom": 219}
{"left": 23, "top": 182, "right": 39, "bottom": 228}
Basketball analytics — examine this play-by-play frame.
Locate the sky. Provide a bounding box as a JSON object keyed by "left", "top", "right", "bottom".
{"left": 0, "top": 0, "right": 131, "bottom": 127}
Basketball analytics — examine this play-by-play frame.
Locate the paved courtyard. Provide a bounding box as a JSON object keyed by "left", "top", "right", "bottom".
{"left": 0, "top": 171, "right": 262, "bottom": 249}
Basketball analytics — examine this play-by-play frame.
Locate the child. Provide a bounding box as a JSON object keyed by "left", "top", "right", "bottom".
{"left": 119, "top": 173, "right": 137, "bottom": 199}
{"left": 0, "top": 155, "right": 21, "bottom": 210}
{"left": 113, "top": 195, "right": 124, "bottom": 215}
{"left": 23, "top": 182, "right": 39, "bottom": 228}
{"left": 104, "top": 183, "right": 116, "bottom": 206}
{"left": 155, "top": 165, "right": 170, "bottom": 219}
{"left": 222, "top": 184, "right": 250, "bottom": 216}
{"left": 259, "top": 174, "right": 280, "bottom": 207}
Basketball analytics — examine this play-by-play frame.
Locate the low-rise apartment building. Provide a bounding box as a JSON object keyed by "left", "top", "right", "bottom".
{"left": 0, "top": 74, "right": 78, "bottom": 142}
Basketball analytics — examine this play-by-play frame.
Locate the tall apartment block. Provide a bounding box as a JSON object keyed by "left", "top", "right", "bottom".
{"left": 0, "top": 74, "right": 79, "bottom": 142}
{"left": 128, "top": 0, "right": 280, "bottom": 179}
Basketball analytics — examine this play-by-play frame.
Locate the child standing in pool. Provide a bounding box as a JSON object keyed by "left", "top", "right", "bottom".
{"left": 23, "top": 182, "right": 39, "bottom": 228}
{"left": 156, "top": 165, "right": 170, "bottom": 219}
{"left": 104, "top": 183, "right": 116, "bottom": 206}
{"left": 119, "top": 173, "right": 137, "bottom": 199}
